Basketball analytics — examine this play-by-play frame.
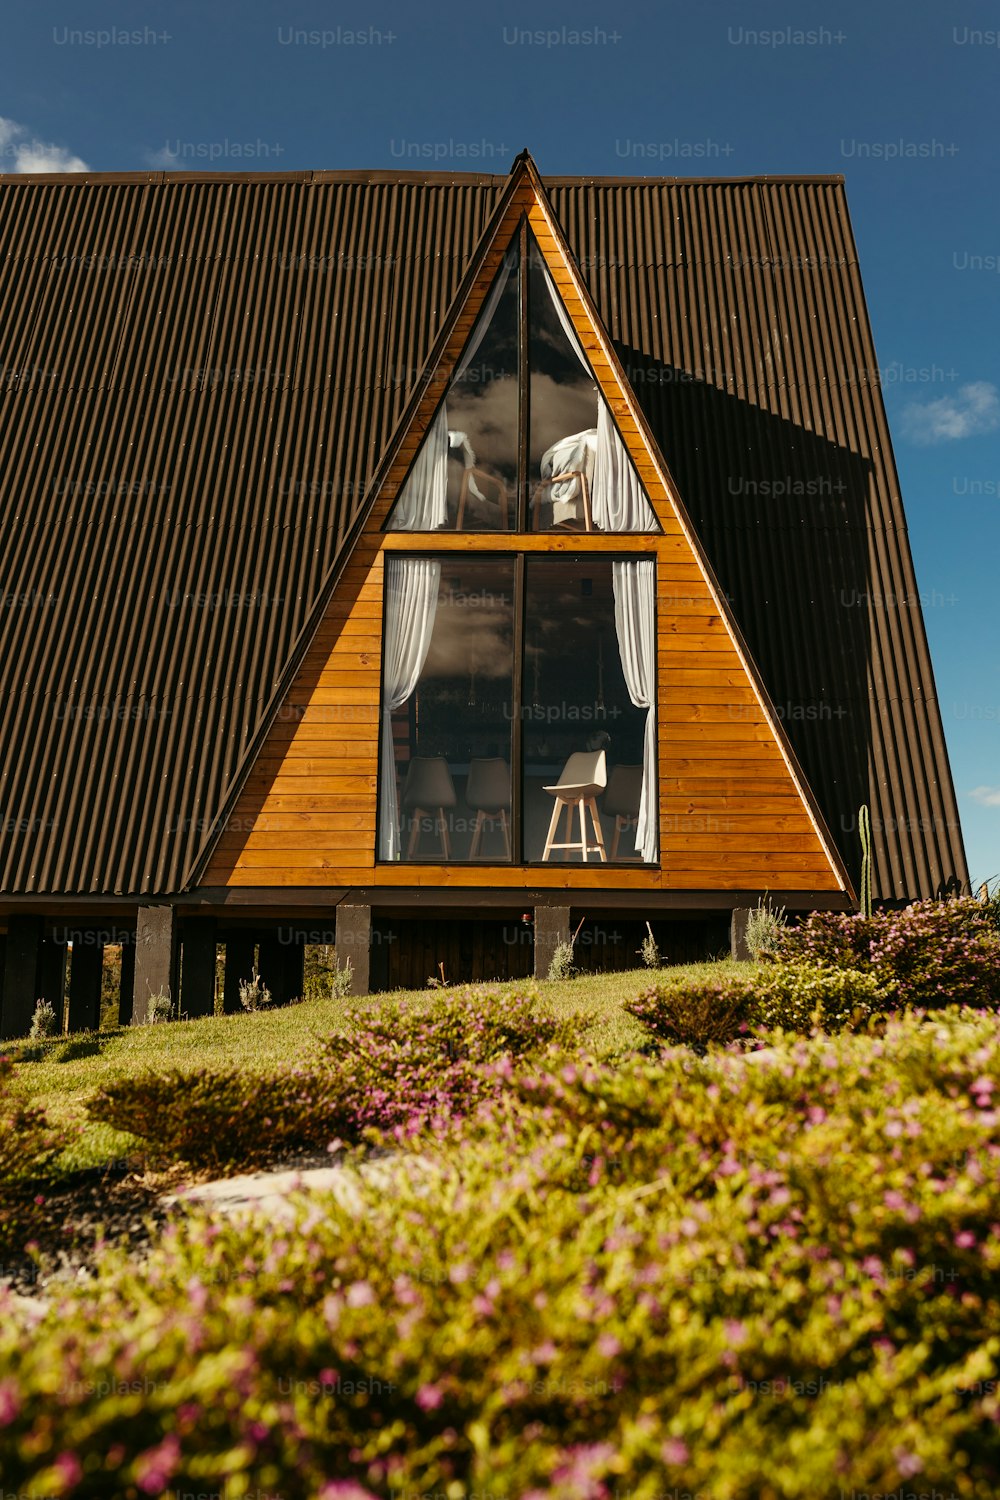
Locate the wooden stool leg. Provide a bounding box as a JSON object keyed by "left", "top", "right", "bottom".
{"left": 579, "top": 798, "right": 588, "bottom": 862}
{"left": 542, "top": 797, "right": 563, "bottom": 861}
{"left": 470, "top": 809, "right": 484, "bottom": 859}
{"left": 588, "top": 799, "right": 607, "bottom": 861}
{"left": 456, "top": 471, "right": 469, "bottom": 530}
{"left": 439, "top": 809, "right": 451, "bottom": 860}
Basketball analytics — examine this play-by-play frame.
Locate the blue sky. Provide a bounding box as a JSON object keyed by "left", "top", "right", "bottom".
{"left": 2, "top": 0, "right": 997, "bottom": 886}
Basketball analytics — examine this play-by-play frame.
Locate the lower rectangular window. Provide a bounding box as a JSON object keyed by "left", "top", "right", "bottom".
{"left": 378, "top": 553, "right": 657, "bottom": 865}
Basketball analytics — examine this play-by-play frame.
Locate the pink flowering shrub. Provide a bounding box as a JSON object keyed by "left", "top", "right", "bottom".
{"left": 777, "top": 898, "right": 1000, "bottom": 1010}
{"left": 868, "top": 899, "right": 1000, "bottom": 1009}
{"left": 0, "top": 1055, "right": 64, "bottom": 1256}
{"left": 4, "top": 1009, "right": 1000, "bottom": 1495}
{"left": 88, "top": 987, "right": 588, "bottom": 1169}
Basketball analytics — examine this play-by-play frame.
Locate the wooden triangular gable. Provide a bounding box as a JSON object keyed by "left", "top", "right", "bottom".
{"left": 202, "top": 155, "right": 852, "bottom": 898}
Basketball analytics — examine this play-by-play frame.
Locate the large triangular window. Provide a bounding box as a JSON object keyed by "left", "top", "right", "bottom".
{"left": 386, "top": 229, "right": 660, "bottom": 534}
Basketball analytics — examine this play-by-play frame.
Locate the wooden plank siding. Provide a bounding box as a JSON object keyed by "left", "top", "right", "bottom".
{"left": 202, "top": 184, "right": 846, "bottom": 896}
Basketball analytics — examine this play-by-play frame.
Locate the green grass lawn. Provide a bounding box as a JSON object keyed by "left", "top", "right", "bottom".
{"left": 6, "top": 961, "right": 742, "bottom": 1175}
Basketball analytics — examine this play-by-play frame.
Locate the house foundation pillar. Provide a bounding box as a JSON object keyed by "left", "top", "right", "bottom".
{"left": 132, "top": 905, "right": 177, "bottom": 1024}
{"left": 534, "top": 904, "right": 570, "bottom": 981}
{"left": 0, "top": 915, "right": 43, "bottom": 1040}
{"left": 335, "top": 904, "right": 371, "bottom": 997}
{"left": 730, "top": 907, "right": 752, "bottom": 961}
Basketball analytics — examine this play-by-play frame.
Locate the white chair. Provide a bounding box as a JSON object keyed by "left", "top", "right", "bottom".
{"left": 531, "top": 428, "right": 597, "bottom": 531}
{"left": 603, "top": 763, "right": 643, "bottom": 860}
{"left": 401, "top": 757, "right": 457, "bottom": 859}
{"left": 541, "top": 750, "right": 607, "bottom": 862}
{"left": 465, "top": 758, "right": 511, "bottom": 859}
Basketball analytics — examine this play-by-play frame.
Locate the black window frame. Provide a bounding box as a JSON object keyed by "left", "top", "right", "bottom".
{"left": 376, "top": 548, "right": 659, "bottom": 868}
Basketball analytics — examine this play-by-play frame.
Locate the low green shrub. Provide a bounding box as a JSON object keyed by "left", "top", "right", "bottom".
{"left": 88, "top": 987, "right": 589, "bottom": 1169}
{"left": 5, "top": 1011, "right": 1000, "bottom": 1496}
{"left": 625, "top": 970, "right": 757, "bottom": 1050}
{"left": 238, "top": 966, "right": 272, "bottom": 1012}
{"left": 547, "top": 939, "right": 576, "bottom": 981}
{"left": 626, "top": 962, "right": 885, "bottom": 1050}
{"left": 750, "top": 959, "right": 888, "bottom": 1032}
{"left": 147, "top": 990, "right": 172, "bottom": 1024}
{"left": 0, "top": 1056, "right": 64, "bottom": 1257}
{"left": 87, "top": 1064, "right": 345, "bottom": 1171}
{"left": 28, "top": 999, "right": 57, "bottom": 1040}
{"left": 744, "top": 894, "right": 787, "bottom": 961}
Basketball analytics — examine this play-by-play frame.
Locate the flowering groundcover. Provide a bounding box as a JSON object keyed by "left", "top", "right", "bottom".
{"left": 2, "top": 1006, "right": 1000, "bottom": 1497}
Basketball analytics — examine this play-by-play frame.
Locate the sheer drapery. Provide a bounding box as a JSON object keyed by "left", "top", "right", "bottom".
{"left": 541, "top": 261, "right": 657, "bottom": 534}
{"left": 388, "top": 252, "right": 516, "bottom": 531}
{"left": 378, "top": 557, "right": 441, "bottom": 858}
{"left": 540, "top": 260, "right": 590, "bottom": 371}
{"left": 592, "top": 401, "right": 659, "bottom": 534}
{"left": 390, "top": 406, "right": 450, "bottom": 531}
{"left": 612, "top": 558, "right": 658, "bottom": 862}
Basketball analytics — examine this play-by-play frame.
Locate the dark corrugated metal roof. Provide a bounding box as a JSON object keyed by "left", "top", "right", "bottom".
{"left": 0, "top": 165, "right": 967, "bottom": 899}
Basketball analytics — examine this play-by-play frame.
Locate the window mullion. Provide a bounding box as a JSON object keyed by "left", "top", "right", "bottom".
{"left": 512, "top": 551, "right": 525, "bottom": 864}
{"left": 517, "top": 216, "right": 529, "bottom": 533}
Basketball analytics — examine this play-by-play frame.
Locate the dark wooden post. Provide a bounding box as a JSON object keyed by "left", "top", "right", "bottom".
{"left": 67, "top": 935, "right": 103, "bottom": 1033}
{"left": 533, "top": 904, "right": 570, "bottom": 981}
{"left": 0, "top": 914, "right": 43, "bottom": 1040}
{"left": 335, "top": 904, "right": 371, "bottom": 997}
{"left": 132, "top": 906, "right": 177, "bottom": 1024}
{"left": 222, "top": 931, "right": 256, "bottom": 1014}
{"left": 281, "top": 928, "right": 305, "bottom": 1005}
{"left": 118, "top": 938, "right": 135, "bottom": 1027}
{"left": 179, "top": 918, "right": 217, "bottom": 1019}
{"left": 256, "top": 930, "right": 284, "bottom": 1006}
{"left": 38, "top": 936, "right": 69, "bottom": 1025}
{"left": 730, "top": 907, "right": 752, "bottom": 961}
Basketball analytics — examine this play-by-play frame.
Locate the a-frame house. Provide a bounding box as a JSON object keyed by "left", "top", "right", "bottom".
{"left": 0, "top": 153, "right": 968, "bottom": 1028}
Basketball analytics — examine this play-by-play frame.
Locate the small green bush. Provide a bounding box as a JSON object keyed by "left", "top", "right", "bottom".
{"left": 547, "top": 940, "right": 575, "bottom": 981}
{"left": 28, "top": 998, "right": 57, "bottom": 1039}
{"left": 626, "top": 962, "right": 885, "bottom": 1050}
{"left": 625, "top": 971, "right": 757, "bottom": 1051}
{"left": 750, "top": 959, "right": 887, "bottom": 1032}
{"left": 744, "top": 894, "right": 787, "bottom": 960}
{"left": 147, "top": 990, "right": 172, "bottom": 1024}
{"left": 238, "top": 966, "right": 272, "bottom": 1012}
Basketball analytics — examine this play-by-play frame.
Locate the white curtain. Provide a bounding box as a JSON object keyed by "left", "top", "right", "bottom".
{"left": 540, "top": 260, "right": 590, "bottom": 372}
{"left": 592, "top": 401, "right": 659, "bottom": 534}
{"left": 541, "top": 261, "right": 657, "bottom": 535}
{"left": 388, "top": 251, "right": 516, "bottom": 531}
{"left": 378, "top": 557, "right": 441, "bottom": 859}
{"left": 612, "top": 558, "right": 658, "bottom": 863}
{"left": 390, "top": 405, "right": 449, "bottom": 530}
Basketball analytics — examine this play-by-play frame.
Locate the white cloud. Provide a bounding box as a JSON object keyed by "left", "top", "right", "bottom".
{"left": 0, "top": 116, "right": 89, "bottom": 174}
{"left": 970, "top": 786, "right": 1000, "bottom": 808}
{"left": 143, "top": 144, "right": 181, "bottom": 170}
{"left": 900, "top": 381, "right": 1000, "bottom": 445}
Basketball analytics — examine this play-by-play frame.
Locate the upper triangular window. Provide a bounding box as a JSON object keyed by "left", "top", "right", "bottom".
{"left": 386, "top": 227, "right": 659, "bottom": 534}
